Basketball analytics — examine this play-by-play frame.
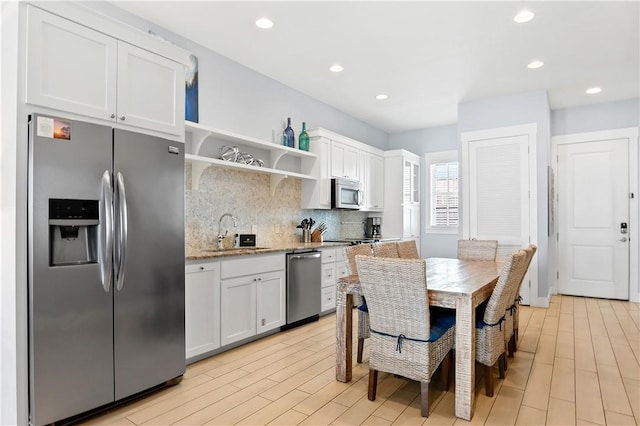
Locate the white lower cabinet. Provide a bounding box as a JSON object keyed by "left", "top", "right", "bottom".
{"left": 185, "top": 261, "right": 220, "bottom": 359}
{"left": 220, "top": 254, "right": 285, "bottom": 346}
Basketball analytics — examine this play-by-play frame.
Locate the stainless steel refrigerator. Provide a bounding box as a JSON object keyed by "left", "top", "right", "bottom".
{"left": 27, "top": 114, "right": 185, "bottom": 425}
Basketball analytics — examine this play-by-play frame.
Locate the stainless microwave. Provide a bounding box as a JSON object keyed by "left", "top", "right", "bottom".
{"left": 331, "top": 177, "right": 363, "bottom": 209}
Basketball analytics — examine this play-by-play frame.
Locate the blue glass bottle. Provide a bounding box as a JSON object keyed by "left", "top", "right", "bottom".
{"left": 283, "top": 117, "right": 295, "bottom": 148}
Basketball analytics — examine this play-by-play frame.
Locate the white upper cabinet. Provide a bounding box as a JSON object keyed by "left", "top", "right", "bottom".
{"left": 116, "top": 42, "right": 185, "bottom": 136}
{"left": 331, "top": 140, "right": 360, "bottom": 180}
{"left": 25, "top": 5, "right": 186, "bottom": 138}
{"left": 403, "top": 159, "right": 420, "bottom": 205}
{"left": 26, "top": 6, "right": 117, "bottom": 120}
{"left": 302, "top": 128, "right": 384, "bottom": 210}
{"left": 361, "top": 151, "right": 384, "bottom": 211}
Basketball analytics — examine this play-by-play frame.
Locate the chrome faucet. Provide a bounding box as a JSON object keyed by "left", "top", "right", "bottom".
{"left": 217, "top": 213, "right": 237, "bottom": 249}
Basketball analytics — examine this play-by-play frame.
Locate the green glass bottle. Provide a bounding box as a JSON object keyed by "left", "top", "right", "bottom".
{"left": 298, "top": 122, "right": 309, "bottom": 151}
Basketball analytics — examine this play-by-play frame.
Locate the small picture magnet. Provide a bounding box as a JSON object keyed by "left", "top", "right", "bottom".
{"left": 53, "top": 119, "right": 71, "bottom": 140}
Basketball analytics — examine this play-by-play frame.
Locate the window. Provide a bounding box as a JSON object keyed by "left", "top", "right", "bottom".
{"left": 425, "top": 150, "right": 459, "bottom": 233}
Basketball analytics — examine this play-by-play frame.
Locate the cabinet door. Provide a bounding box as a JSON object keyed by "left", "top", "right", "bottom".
{"left": 403, "top": 205, "right": 421, "bottom": 238}
{"left": 220, "top": 276, "right": 256, "bottom": 346}
{"left": 117, "top": 41, "right": 185, "bottom": 137}
{"left": 331, "top": 141, "right": 359, "bottom": 180}
{"left": 365, "top": 153, "right": 384, "bottom": 210}
{"left": 185, "top": 262, "right": 220, "bottom": 359}
{"left": 26, "top": 6, "right": 117, "bottom": 121}
{"left": 256, "top": 271, "right": 285, "bottom": 334}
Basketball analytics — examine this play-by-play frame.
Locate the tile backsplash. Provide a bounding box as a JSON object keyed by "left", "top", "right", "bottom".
{"left": 185, "top": 164, "right": 368, "bottom": 250}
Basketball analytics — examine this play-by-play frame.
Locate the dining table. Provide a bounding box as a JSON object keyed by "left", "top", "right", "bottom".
{"left": 335, "top": 257, "right": 503, "bottom": 421}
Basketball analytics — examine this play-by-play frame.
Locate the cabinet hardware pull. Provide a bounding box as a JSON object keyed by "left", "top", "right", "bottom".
{"left": 110, "top": 113, "right": 116, "bottom": 119}
{"left": 120, "top": 115, "right": 126, "bottom": 121}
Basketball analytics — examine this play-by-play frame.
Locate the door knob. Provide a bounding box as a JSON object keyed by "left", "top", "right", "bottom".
{"left": 619, "top": 237, "right": 628, "bottom": 242}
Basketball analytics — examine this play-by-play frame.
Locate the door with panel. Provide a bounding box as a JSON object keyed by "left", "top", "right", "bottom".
{"left": 557, "top": 138, "right": 630, "bottom": 299}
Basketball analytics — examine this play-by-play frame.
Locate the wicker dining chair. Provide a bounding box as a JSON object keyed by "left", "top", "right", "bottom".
{"left": 508, "top": 244, "right": 537, "bottom": 354}
{"left": 396, "top": 240, "right": 420, "bottom": 259}
{"left": 371, "top": 241, "right": 400, "bottom": 258}
{"left": 355, "top": 256, "right": 455, "bottom": 418}
{"left": 457, "top": 239, "right": 498, "bottom": 261}
{"left": 343, "top": 244, "right": 374, "bottom": 363}
{"left": 476, "top": 249, "right": 528, "bottom": 396}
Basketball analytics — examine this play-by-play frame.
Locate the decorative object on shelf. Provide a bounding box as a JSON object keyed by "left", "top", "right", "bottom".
{"left": 283, "top": 117, "right": 295, "bottom": 148}
{"left": 218, "top": 145, "right": 239, "bottom": 162}
{"left": 185, "top": 54, "right": 199, "bottom": 123}
{"left": 217, "top": 145, "right": 264, "bottom": 168}
{"left": 298, "top": 122, "right": 309, "bottom": 151}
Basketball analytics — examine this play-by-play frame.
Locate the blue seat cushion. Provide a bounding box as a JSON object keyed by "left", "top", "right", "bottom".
{"left": 357, "top": 302, "right": 368, "bottom": 312}
{"left": 475, "top": 300, "right": 505, "bottom": 330}
{"left": 428, "top": 312, "right": 456, "bottom": 342}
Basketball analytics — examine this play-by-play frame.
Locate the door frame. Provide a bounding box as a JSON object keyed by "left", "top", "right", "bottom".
{"left": 461, "top": 123, "right": 539, "bottom": 306}
{"left": 551, "top": 128, "right": 639, "bottom": 302}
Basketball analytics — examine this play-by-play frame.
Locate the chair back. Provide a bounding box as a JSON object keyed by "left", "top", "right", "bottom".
{"left": 344, "top": 244, "right": 373, "bottom": 275}
{"left": 482, "top": 250, "right": 528, "bottom": 326}
{"left": 457, "top": 239, "right": 498, "bottom": 261}
{"left": 396, "top": 240, "right": 420, "bottom": 259}
{"left": 510, "top": 244, "right": 537, "bottom": 303}
{"left": 355, "top": 256, "right": 432, "bottom": 380}
{"left": 372, "top": 242, "right": 399, "bottom": 258}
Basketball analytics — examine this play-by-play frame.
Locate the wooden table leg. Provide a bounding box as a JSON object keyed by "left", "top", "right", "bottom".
{"left": 455, "top": 295, "right": 476, "bottom": 420}
{"left": 335, "top": 291, "right": 353, "bottom": 382}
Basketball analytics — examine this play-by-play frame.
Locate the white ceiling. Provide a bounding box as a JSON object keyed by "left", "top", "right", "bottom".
{"left": 111, "top": 1, "right": 639, "bottom": 134}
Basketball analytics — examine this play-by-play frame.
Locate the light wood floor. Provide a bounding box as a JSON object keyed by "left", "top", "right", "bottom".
{"left": 82, "top": 295, "right": 639, "bottom": 425}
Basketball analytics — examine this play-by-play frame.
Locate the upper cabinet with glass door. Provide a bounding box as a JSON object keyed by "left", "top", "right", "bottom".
{"left": 403, "top": 158, "right": 420, "bottom": 205}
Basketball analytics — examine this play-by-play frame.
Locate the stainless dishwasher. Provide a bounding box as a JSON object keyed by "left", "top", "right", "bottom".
{"left": 285, "top": 250, "right": 322, "bottom": 328}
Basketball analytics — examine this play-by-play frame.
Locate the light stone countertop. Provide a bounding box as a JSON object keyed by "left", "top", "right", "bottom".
{"left": 186, "top": 241, "right": 350, "bottom": 261}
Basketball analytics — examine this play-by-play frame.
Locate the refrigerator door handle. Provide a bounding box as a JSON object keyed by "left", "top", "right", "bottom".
{"left": 115, "top": 172, "right": 128, "bottom": 291}
{"left": 98, "top": 170, "right": 113, "bottom": 292}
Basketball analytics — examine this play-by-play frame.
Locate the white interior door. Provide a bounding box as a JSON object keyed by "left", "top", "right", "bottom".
{"left": 462, "top": 124, "right": 537, "bottom": 305}
{"left": 557, "top": 139, "right": 629, "bottom": 299}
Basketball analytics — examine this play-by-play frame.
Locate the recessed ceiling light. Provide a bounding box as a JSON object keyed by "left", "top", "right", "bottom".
{"left": 329, "top": 64, "right": 344, "bottom": 73}
{"left": 376, "top": 94, "right": 388, "bottom": 100}
{"left": 586, "top": 87, "right": 602, "bottom": 94}
{"left": 527, "top": 60, "right": 544, "bottom": 69}
{"left": 255, "top": 18, "right": 274, "bottom": 29}
{"left": 514, "top": 10, "right": 535, "bottom": 23}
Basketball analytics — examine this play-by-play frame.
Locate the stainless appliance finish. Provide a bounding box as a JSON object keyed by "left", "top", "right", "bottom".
{"left": 331, "top": 177, "right": 362, "bottom": 209}
{"left": 365, "top": 217, "right": 382, "bottom": 238}
{"left": 28, "top": 114, "right": 185, "bottom": 425}
{"left": 286, "top": 251, "right": 321, "bottom": 324}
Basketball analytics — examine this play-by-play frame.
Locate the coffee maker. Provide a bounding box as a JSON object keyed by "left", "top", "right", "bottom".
{"left": 365, "top": 217, "right": 382, "bottom": 239}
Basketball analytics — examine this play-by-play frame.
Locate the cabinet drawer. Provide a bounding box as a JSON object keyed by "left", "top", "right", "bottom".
{"left": 334, "top": 247, "right": 346, "bottom": 262}
{"left": 221, "top": 253, "right": 284, "bottom": 279}
{"left": 321, "top": 285, "right": 336, "bottom": 312}
{"left": 322, "top": 263, "right": 336, "bottom": 286}
{"left": 321, "top": 248, "right": 337, "bottom": 264}
{"left": 186, "top": 261, "right": 219, "bottom": 274}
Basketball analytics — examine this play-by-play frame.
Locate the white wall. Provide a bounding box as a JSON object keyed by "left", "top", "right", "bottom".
{"left": 551, "top": 98, "right": 639, "bottom": 136}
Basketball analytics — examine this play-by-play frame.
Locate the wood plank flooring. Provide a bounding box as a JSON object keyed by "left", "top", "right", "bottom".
{"left": 81, "top": 295, "right": 639, "bottom": 425}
